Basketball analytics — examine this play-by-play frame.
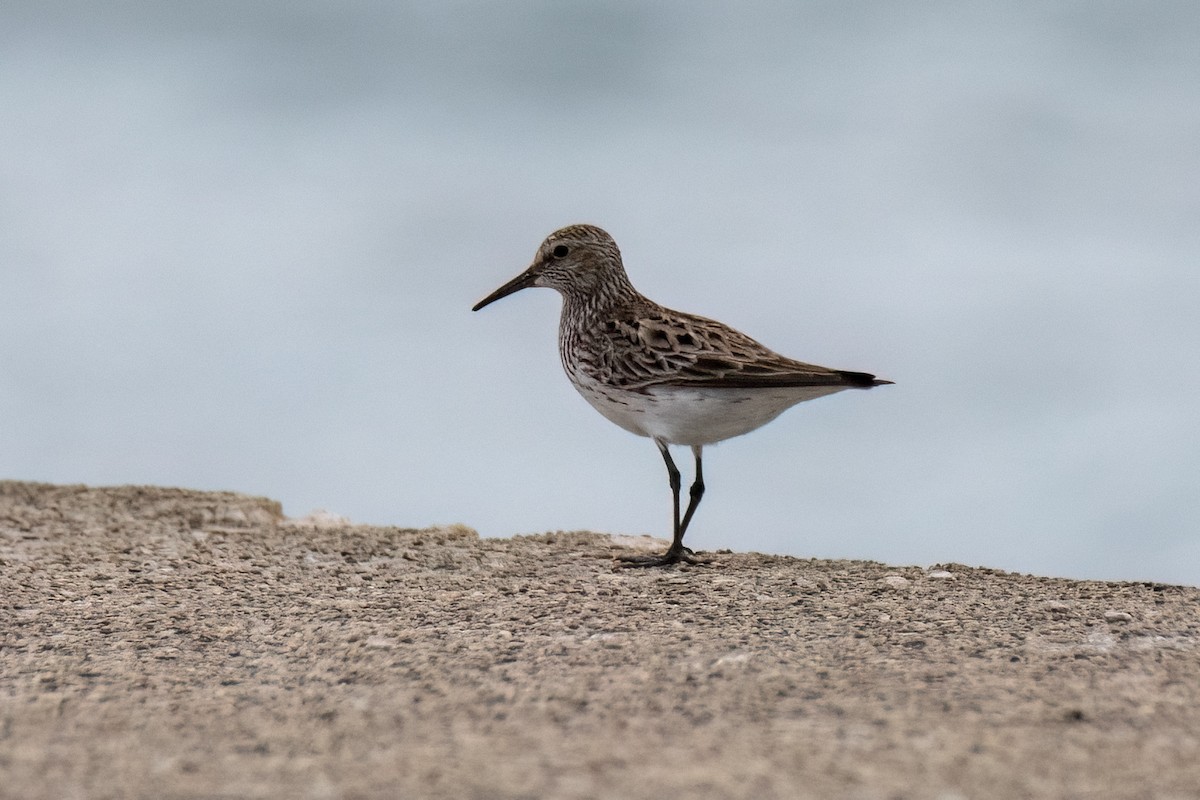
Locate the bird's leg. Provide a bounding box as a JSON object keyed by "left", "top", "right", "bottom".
{"left": 617, "top": 440, "right": 709, "bottom": 568}
{"left": 678, "top": 445, "right": 705, "bottom": 539}
{"left": 660, "top": 439, "right": 683, "bottom": 544}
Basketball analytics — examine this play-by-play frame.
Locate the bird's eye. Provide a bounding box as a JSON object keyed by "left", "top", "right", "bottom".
{"left": 552, "top": 244, "right": 569, "bottom": 259}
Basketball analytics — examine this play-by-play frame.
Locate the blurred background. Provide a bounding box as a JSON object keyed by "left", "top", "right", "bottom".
{"left": 2, "top": 2, "right": 1197, "bottom": 584}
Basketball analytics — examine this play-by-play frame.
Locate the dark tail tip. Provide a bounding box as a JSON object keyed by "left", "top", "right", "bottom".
{"left": 838, "top": 370, "right": 893, "bottom": 388}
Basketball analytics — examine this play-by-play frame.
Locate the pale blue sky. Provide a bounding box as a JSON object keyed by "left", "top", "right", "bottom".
{"left": 2, "top": 2, "right": 1198, "bottom": 583}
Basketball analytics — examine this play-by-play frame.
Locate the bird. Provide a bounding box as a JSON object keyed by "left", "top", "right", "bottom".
{"left": 472, "top": 224, "right": 891, "bottom": 567}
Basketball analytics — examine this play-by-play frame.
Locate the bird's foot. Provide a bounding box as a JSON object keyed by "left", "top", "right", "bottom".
{"left": 616, "top": 545, "right": 711, "bottom": 569}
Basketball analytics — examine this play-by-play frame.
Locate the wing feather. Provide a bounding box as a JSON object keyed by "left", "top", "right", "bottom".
{"left": 585, "top": 310, "right": 888, "bottom": 391}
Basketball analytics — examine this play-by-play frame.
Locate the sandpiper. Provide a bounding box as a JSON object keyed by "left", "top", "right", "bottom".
{"left": 473, "top": 224, "right": 891, "bottom": 567}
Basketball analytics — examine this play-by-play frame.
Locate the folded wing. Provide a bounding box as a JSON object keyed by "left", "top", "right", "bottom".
{"left": 588, "top": 310, "right": 891, "bottom": 391}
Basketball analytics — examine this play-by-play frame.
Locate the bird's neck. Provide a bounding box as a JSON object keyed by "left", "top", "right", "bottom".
{"left": 558, "top": 280, "right": 646, "bottom": 329}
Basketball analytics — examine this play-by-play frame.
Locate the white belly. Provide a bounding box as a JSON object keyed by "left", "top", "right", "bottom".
{"left": 569, "top": 374, "right": 850, "bottom": 446}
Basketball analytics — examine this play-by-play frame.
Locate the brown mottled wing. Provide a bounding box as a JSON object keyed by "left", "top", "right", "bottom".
{"left": 590, "top": 310, "right": 887, "bottom": 390}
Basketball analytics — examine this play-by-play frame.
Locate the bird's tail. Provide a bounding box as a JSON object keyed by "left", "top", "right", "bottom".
{"left": 837, "top": 370, "right": 894, "bottom": 388}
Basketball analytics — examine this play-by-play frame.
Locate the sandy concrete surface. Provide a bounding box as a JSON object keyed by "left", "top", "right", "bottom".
{"left": 1, "top": 481, "right": 1198, "bottom": 800}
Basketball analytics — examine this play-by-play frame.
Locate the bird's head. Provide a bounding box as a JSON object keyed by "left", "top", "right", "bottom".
{"left": 472, "top": 224, "right": 629, "bottom": 311}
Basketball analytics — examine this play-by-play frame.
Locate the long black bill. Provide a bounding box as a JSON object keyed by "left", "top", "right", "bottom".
{"left": 471, "top": 267, "right": 538, "bottom": 311}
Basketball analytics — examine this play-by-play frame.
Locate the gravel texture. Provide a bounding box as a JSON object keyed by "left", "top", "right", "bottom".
{"left": 2, "top": 480, "right": 1199, "bottom": 799}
